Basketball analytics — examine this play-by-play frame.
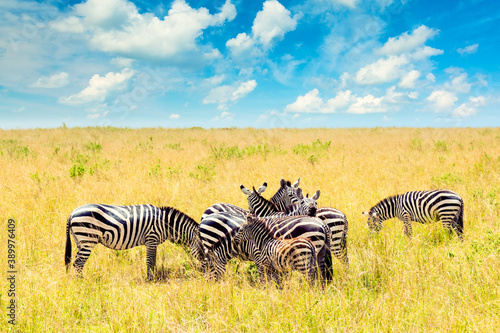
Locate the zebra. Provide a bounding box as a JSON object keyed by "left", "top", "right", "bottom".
{"left": 65, "top": 204, "right": 204, "bottom": 280}
{"left": 241, "top": 182, "right": 320, "bottom": 217}
{"left": 269, "top": 178, "right": 301, "bottom": 211}
{"left": 362, "top": 189, "right": 464, "bottom": 240}
{"left": 235, "top": 214, "right": 317, "bottom": 285}
{"left": 316, "top": 207, "right": 349, "bottom": 269}
{"left": 200, "top": 178, "right": 301, "bottom": 221}
{"left": 203, "top": 210, "right": 331, "bottom": 280}
{"left": 199, "top": 190, "right": 320, "bottom": 280}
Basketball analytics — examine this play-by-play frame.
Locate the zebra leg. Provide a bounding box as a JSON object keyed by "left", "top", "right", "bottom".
{"left": 73, "top": 241, "right": 98, "bottom": 277}
{"left": 145, "top": 242, "right": 158, "bottom": 281}
{"left": 441, "top": 218, "right": 460, "bottom": 240}
{"left": 402, "top": 216, "right": 413, "bottom": 238}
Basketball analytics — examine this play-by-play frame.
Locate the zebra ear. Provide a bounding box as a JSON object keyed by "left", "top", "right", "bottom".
{"left": 240, "top": 185, "right": 251, "bottom": 195}
{"left": 296, "top": 187, "right": 304, "bottom": 199}
{"left": 280, "top": 179, "right": 287, "bottom": 187}
{"left": 292, "top": 178, "right": 300, "bottom": 189}
{"left": 362, "top": 212, "right": 369, "bottom": 216}
{"left": 257, "top": 182, "right": 267, "bottom": 194}
{"left": 311, "top": 190, "right": 320, "bottom": 201}
{"left": 246, "top": 214, "right": 255, "bottom": 224}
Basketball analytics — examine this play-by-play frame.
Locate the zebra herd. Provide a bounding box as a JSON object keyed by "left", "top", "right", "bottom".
{"left": 65, "top": 178, "right": 464, "bottom": 284}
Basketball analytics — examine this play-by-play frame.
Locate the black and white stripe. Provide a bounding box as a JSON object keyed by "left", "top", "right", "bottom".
{"left": 235, "top": 214, "right": 331, "bottom": 280}
{"left": 199, "top": 196, "right": 319, "bottom": 279}
{"left": 363, "top": 189, "right": 464, "bottom": 239}
{"left": 316, "top": 207, "right": 349, "bottom": 269}
{"left": 269, "top": 178, "right": 301, "bottom": 211}
{"left": 236, "top": 214, "right": 317, "bottom": 285}
{"left": 65, "top": 204, "right": 204, "bottom": 279}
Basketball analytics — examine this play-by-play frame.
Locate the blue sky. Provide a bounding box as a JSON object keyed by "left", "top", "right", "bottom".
{"left": 0, "top": 0, "right": 499, "bottom": 129}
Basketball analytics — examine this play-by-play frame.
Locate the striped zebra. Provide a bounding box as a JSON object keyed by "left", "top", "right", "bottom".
{"left": 363, "top": 189, "right": 464, "bottom": 239}
{"left": 65, "top": 204, "right": 204, "bottom": 280}
{"left": 200, "top": 192, "right": 320, "bottom": 279}
{"left": 235, "top": 214, "right": 317, "bottom": 285}
{"left": 203, "top": 211, "right": 331, "bottom": 280}
{"left": 201, "top": 179, "right": 301, "bottom": 221}
{"left": 316, "top": 207, "right": 349, "bottom": 269}
{"left": 269, "top": 178, "right": 301, "bottom": 211}
{"left": 241, "top": 182, "right": 320, "bottom": 217}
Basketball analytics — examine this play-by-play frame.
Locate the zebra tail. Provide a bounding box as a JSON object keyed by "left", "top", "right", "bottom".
{"left": 65, "top": 216, "right": 72, "bottom": 270}
{"left": 456, "top": 199, "right": 464, "bottom": 235}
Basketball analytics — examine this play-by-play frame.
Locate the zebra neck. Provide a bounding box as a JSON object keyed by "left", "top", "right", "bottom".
{"left": 374, "top": 195, "right": 399, "bottom": 221}
{"left": 250, "top": 193, "right": 278, "bottom": 216}
{"left": 160, "top": 207, "right": 199, "bottom": 246}
{"left": 270, "top": 187, "right": 288, "bottom": 210}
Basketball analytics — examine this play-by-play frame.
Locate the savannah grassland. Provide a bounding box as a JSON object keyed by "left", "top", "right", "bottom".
{"left": 0, "top": 127, "right": 499, "bottom": 332}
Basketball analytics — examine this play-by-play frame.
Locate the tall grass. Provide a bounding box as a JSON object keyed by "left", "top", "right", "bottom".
{"left": 0, "top": 127, "right": 499, "bottom": 331}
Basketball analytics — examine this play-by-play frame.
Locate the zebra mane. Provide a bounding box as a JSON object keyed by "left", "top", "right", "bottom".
{"left": 370, "top": 194, "right": 399, "bottom": 214}
{"left": 159, "top": 206, "right": 199, "bottom": 226}
{"left": 252, "top": 186, "right": 279, "bottom": 211}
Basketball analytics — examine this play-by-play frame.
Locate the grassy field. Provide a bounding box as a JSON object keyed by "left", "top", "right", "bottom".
{"left": 0, "top": 127, "right": 499, "bottom": 332}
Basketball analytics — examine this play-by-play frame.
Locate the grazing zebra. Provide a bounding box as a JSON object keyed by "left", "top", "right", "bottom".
{"left": 363, "top": 190, "right": 464, "bottom": 239}
{"left": 65, "top": 204, "right": 204, "bottom": 279}
{"left": 235, "top": 214, "right": 317, "bottom": 285}
{"left": 316, "top": 207, "right": 349, "bottom": 269}
{"left": 199, "top": 194, "right": 320, "bottom": 279}
{"left": 203, "top": 212, "right": 331, "bottom": 280}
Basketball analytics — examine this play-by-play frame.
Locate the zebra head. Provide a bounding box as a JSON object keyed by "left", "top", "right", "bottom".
{"left": 270, "top": 178, "right": 302, "bottom": 210}
{"left": 286, "top": 187, "right": 319, "bottom": 216}
{"left": 362, "top": 210, "right": 382, "bottom": 233}
{"left": 240, "top": 182, "right": 279, "bottom": 215}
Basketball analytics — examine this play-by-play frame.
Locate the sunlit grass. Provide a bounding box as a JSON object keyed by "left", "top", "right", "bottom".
{"left": 0, "top": 127, "right": 499, "bottom": 331}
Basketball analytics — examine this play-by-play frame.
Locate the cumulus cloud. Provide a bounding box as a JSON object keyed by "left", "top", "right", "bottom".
{"left": 457, "top": 44, "right": 479, "bottom": 56}
{"left": 378, "top": 25, "right": 439, "bottom": 55}
{"left": 354, "top": 55, "right": 409, "bottom": 85}
{"left": 285, "top": 86, "right": 411, "bottom": 114}
{"left": 59, "top": 68, "right": 134, "bottom": 104}
{"left": 31, "top": 72, "right": 69, "bottom": 88}
{"left": 226, "top": 0, "right": 300, "bottom": 58}
{"left": 51, "top": 0, "right": 236, "bottom": 64}
{"left": 451, "top": 96, "right": 486, "bottom": 118}
{"left": 426, "top": 90, "right": 457, "bottom": 110}
{"left": 426, "top": 73, "right": 436, "bottom": 82}
{"left": 398, "top": 70, "right": 421, "bottom": 89}
{"left": 285, "top": 89, "right": 354, "bottom": 113}
{"left": 203, "top": 80, "right": 257, "bottom": 109}
{"left": 445, "top": 72, "right": 471, "bottom": 93}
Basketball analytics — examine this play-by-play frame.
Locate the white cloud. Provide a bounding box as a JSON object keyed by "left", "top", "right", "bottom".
{"left": 410, "top": 46, "right": 443, "bottom": 60}
{"left": 285, "top": 89, "right": 324, "bottom": 113}
{"left": 252, "top": 0, "right": 300, "bottom": 48}
{"left": 226, "top": 0, "right": 299, "bottom": 58}
{"left": 426, "top": 90, "right": 457, "bottom": 110}
{"left": 332, "top": 0, "right": 359, "bottom": 8}
{"left": 203, "top": 80, "right": 257, "bottom": 109}
{"left": 51, "top": 0, "right": 236, "bottom": 64}
{"left": 355, "top": 55, "right": 409, "bottom": 85}
{"left": 170, "top": 114, "right": 180, "bottom": 119}
{"left": 31, "top": 72, "right": 69, "bottom": 88}
{"left": 457, "top": 44, "right": 479, "bottom": 56}
{"left": 426, "top": 73, "right": 436, "bottom": 82}
{"left": 451, "top": 96, "right": 486, "bottom": 118}
{"left": 347, "top": 94, "right": 384, "bottom": 114}
{"left": 378, "top": 25, "right": 438, "bottom": 55}
{"left": 399, "top": 70, "right": 421, "bottom": 89}
{"left": 445, "top": 73, "right": 471, "bottom": 93}
{"left": 285, "top": 89, "right": 354, "bottom": 113}
{"left": 59, "top": 68, "right": 135, "bottom": 104}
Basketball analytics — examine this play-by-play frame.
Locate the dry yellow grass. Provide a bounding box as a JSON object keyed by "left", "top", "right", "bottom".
{"left": 0, "top": 127, "right": 499, "bottom": 332}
